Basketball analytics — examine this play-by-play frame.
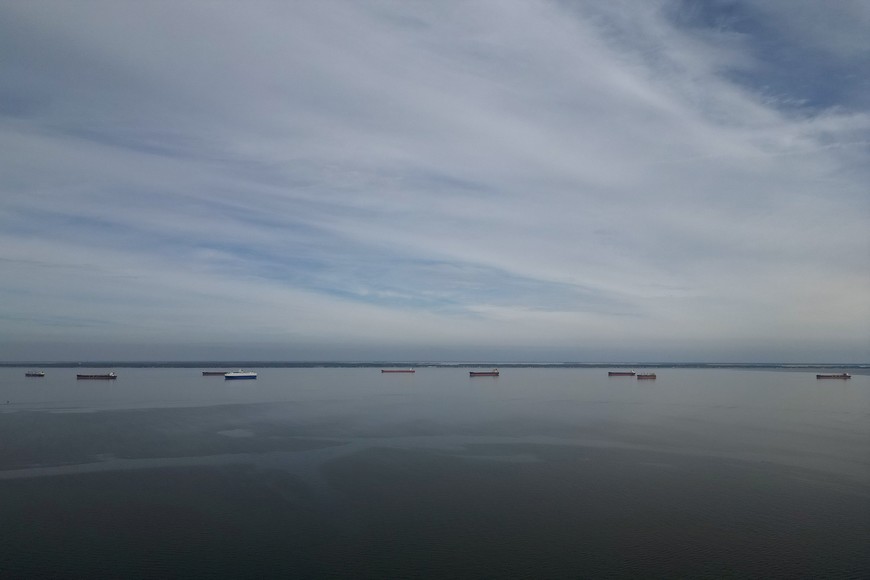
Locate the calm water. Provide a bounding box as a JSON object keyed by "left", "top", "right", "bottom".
{"left": 1, "top": 367, "right": 868, "bottom": 578}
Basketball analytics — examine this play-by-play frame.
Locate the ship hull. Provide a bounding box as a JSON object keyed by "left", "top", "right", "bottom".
{"left": 225, "top": 373, "right": 257, "bottom": 380}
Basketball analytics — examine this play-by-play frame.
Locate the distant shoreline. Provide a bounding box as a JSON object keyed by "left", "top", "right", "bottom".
{"left": 1, "top": 361, "right": 867, "bottom": 373}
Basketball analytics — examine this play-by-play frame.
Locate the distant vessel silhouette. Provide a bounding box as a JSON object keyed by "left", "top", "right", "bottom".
{"left": 469, "top": 369, "right": 499, "bottom": 377}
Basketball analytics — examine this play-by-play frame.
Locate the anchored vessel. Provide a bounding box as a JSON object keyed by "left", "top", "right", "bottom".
{"left": 224, "top": 370, "right": 257, "bottom": 380}
{"left": 381, "top": 369, "right": 415, "bottom": 373}
{"left": 469, "top": 369, "right": 500, "bottom": 377}
{"left": 636, "top": 373, "right": 657, "bottom": 380}
{"left": 25, "top": 371, "right": 45, "bottom": 377}
{"left": 816, "top": 373, "right": 851, "bottom": 379}
{"left": 76, "top": 372, "right": 117, "bottom": 380}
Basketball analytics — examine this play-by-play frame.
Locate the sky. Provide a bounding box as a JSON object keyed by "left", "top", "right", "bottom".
{"left": 1, "top": 0, "right": 868, "bottom": 362}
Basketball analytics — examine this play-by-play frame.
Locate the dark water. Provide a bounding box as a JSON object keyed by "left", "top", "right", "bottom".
{"left": 1, "top": 367, "right": 868, "bottom": 578}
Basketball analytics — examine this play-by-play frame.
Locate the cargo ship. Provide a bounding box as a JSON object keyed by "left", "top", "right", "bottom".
{"left": 25, "top": 371, "right": 45, "bottom": 377}
{"left": 225, "top": 370, "right": 257, "bottom": 380}
{"left": 202, "top": 371, "right": 229, "bottom": 376}
{"left": 608, "top": 371, "right": 636, "bottom": 376}
{"left": 636, "top": 373, "right": 657, "bottom": 380}
{"left": 381, "top": 369, "right": 415, "bottom": 373}
{"left": 76, "top": 372, "right": 117, "bottom": 380}
{"left": 816, "top": 373, "right": 851, "bottom": 379}
{"left": 469, "top": 369, "right": 499, "bottom": 377}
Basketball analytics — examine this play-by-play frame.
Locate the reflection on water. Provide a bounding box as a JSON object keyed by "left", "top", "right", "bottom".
{"left": 1, "top": 367, "right": 868, "bottom": 577}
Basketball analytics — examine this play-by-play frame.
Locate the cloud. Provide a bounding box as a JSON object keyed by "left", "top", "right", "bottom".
{"left": 0, "top": 0, "right": 867, "bottom": 361}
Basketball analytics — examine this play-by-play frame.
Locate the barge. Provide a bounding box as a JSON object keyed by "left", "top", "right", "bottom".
{"left": 76, "top": 372, "right": 117, "bottom": 380}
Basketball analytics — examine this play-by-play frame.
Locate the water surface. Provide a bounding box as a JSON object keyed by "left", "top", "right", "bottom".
{"left": 1, "top": 367, "right": 868, "bottom": 577}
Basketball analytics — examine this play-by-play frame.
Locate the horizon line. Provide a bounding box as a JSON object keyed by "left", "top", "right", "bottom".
{"left": 1, "top": 361, "right": 866, "bottom": 368}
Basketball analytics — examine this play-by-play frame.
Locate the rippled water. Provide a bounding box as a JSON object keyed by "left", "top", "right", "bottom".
{"left": 1, "top": 367, "right": 868, "bottom": 577}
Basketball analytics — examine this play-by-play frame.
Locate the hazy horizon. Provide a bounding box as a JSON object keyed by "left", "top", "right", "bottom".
{"left": 1, "top": 351, "right": 866, "bottom": 366}
{"left": 2, "top": 1, "right": 868, "bottom": 362}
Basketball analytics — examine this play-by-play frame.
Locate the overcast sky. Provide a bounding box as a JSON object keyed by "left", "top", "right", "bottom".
{"left": 1, "top": 0, "right": 868, "bottom": 362}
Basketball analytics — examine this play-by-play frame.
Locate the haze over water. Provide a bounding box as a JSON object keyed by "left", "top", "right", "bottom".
{"left": 1, "top": 366, "right": 868, "bottom": 578}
